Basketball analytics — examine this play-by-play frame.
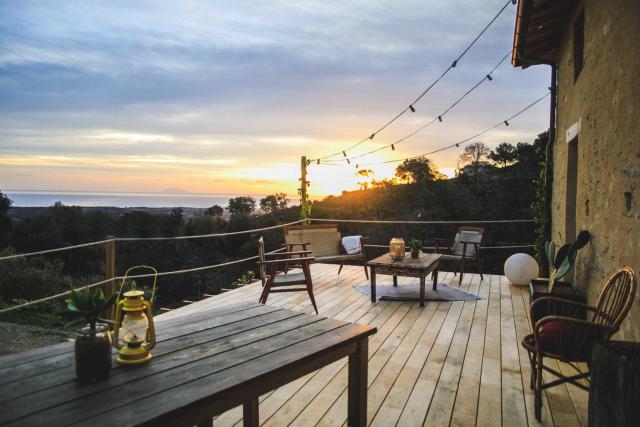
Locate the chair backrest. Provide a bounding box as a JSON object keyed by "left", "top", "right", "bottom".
{"left": 284, "top": 224, "right": 342, "bottom": 257}
{"left": 592, "top": 267, "right": 637, "bottom": 332}
{"left": 451, "top": 226, "right": 484, "bottom": 258}
{"left": 258, "top": 236, "right": 267, "bottom": 286}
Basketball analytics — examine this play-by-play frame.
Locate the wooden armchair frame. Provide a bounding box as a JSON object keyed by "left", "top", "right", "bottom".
{"left": 257, "top": 236, "right": 318, "bottom": 314}
{"left": 522, "top": 267, "right": 637, "bottom": 420}
{"left": 433, "top": 226, "right": 484, "bottom": 283}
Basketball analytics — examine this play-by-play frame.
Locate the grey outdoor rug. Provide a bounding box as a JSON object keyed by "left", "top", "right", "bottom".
{"left": 356, "top": 282, "right": 482, "bottom": 302}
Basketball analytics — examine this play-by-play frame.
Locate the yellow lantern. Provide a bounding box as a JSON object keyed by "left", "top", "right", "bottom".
{"left": 113, "top": 266, "right": 157, "bottom": 365}
{"left": 389, "top": 237, "right": 406, "bottom": 261}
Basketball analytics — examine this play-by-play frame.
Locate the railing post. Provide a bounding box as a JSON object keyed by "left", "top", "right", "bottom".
{"left": 105, "top": 236, "right": 116, "bottom": 320}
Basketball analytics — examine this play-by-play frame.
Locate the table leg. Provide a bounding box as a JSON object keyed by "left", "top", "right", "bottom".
{"left": 432, "top": 266, "right": 439, "bottom": 291}
{"left": 393, "top": 275, "right": 398, "bottom": 287}
{"left": 419, "top": 275, "right": 425, "bottom": 307}
{"left": 348, "top": 338, "right": 368, "bottom": 427}
{"left": 243, "top": 398, "right": 259, "bottom": 427}
{"left": 370, "top": 266, "right": 376, "bottom": 303}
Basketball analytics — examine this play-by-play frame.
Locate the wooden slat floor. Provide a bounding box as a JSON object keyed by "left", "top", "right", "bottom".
{"left": 159, "top": 263, "right": 588, "bottom": 426}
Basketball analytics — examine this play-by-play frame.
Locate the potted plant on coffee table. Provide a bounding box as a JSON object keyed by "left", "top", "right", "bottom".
{"left": 409, "top": 238, "right": 423, "bottom": 259}
{"left": 529, "top": 230, "right": 591, "bottom": 320}
{"left": 66, "top": 287, "right": 116, "bottom": 383}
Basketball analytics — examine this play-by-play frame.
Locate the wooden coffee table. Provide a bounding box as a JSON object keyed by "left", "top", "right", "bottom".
{"left": 368, "top": 253, "right": 442, "bottom": 307}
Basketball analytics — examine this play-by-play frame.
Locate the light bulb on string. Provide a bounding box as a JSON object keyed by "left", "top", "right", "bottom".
{"left": 409, "top": 105, "right": 415, "bottom": 113}
{"left": 342, "top": 151, "right": 347, "bottom": 157}
{"left": 317, "top": 159, "right": 320, "bottom": 165}
{"left": 486, "top": 74, "right": 493, "bottom": 81}
{"left": 391, "top": 144, "right": 395, "bottom": 151}
{"left": 504, "top": 120, "right": 509, "bottom": 126}
{"left": 369, "top": 134, "right": 375, "bottom": 140}
{"left": 346, "top": 158, "right": 351, "bottom": 164}
{"left": 438, "top": 116, "right": 443, "bottom": 122}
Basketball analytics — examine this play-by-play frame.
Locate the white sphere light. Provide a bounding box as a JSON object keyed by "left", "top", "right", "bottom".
{"left": 504, "top": 253, "right": 539, "bottom": 286}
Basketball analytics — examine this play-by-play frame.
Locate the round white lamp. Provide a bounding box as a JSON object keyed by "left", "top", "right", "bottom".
{"left": 504, "top": 253, "right": 539, "bottom": 286}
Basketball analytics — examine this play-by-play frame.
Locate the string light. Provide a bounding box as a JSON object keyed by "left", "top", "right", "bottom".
{"left": 317, "top": 159, "right": 320, "bottom": 165}
{"left": 317, "top": 51, "right": 511, "bottom": 166}
{"left": 504, "top": 120, "right": 510, "bottom": 126}
{"left": 486, "top": 74, "right": 493, "bottom": 81}
{"left": 346, "top": 158, "right": 351, "bottom": 164}
{"left": 308, "top": 0, "right": 516, "bottom": 163}
{"left": 438, "top": 116, "right": 443, "bottom": 122}
{"left": 342, "top": 151, "right": 347, "bottom": 157}
{"left": 320, "top": 92, "right": 550, "bottom": 169}
{"left": 391, "top": 144, "right": 395, "bottom": 151}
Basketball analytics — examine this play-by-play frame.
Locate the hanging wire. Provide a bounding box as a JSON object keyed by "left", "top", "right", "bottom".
{"left": 317, "top": 91, "right": 550, "bottom": 168}
{"left": 322, "top": 51, "right": 511, "bottom": 165}
{"left": 310, "top": 0, "right": 516, "bottom": 162}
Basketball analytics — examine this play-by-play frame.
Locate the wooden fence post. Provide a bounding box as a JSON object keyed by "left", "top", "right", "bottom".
{"left": 105, "top": 236, "right": 116, "bottom": 320}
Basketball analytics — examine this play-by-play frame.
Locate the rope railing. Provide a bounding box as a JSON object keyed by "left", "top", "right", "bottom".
{"left": 0, "top": 247, "right": 286, "bottom": 315}
{"left": 364, "top": 244, "right": 535, "bottom": 250}
{"left": 0, "top": 217, "right": 535, "bottom": 314}
{"left": 310, "top": 218, "right": 535, "bottom": 224}
{"left": 0, "top": 219, "right": 304, "bottom": 262}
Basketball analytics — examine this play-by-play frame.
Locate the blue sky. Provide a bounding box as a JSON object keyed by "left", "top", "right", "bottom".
{"left": 0, "top": 0, "right": 549, "bottom": 196}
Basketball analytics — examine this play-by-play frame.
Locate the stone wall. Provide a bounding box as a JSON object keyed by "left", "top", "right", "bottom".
{"left": 552, "top": 0, "right": 640, "bottom": 340}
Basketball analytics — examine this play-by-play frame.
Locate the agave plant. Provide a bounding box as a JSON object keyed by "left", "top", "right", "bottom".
{"left": 66, "top": 287, "right": 117, "bottom": 339}
{"left": 545, "top": 230, "right": 591, "bottom": 292}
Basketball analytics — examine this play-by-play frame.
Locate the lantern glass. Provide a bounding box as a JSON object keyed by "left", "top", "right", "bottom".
{"left": 389, "top": 237, "right": 406, "bottom": 260}
{"left": 120, "top": 314, "right": 149, "bottom": 345}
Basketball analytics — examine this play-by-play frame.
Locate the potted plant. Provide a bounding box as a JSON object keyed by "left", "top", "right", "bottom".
{"left": 529, "top": 230, "right": 591, "bottom": 320}
{"left": 66, "top": 287, "right": 116, "bottom": 382}
{"left": 409, "top": 238, "right": 423, "bottom": 259}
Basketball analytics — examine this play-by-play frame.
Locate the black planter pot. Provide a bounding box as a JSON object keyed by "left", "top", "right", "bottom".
{"left": 589, "top": 341, "right": 640, "bottom": 427}
{"left": 528, "top": 278, "right": 586, "bottom": 321}
{"left": 75, "top": 323, "right": 112, "bottom": 383}
{"left": 410, "top": 249, "right": 420, "bottom": 259}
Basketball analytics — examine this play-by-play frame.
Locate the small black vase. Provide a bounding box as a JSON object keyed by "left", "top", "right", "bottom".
{"left": 75, "top": 323, "right": 112, "bottom": 383}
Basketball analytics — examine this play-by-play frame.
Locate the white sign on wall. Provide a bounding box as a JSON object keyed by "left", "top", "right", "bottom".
{"left": 566, "top": 118, "right": 582, "bottom": 143}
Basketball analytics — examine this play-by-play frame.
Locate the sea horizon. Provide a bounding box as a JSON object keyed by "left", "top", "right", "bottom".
{"left": 4, "top": 190, "right": 270, "bottom": 209}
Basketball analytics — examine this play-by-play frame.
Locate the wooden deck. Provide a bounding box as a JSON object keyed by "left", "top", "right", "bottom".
{"left": 159, "top": 263, "right": 588, "bottom": 426}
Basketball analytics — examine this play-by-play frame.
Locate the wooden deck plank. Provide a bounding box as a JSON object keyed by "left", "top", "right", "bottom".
{"left": 153, "top": 264, "right": 587, "bottom": 427}
{"left": 475, "top": 273, "right": 502, "bottom": 427}
{"left": 312, "top": 272, "right": 457, "bottom": 427}
{"left": 499, "top": 274, "right": 529, "bottom": 427}
{"left": 449, "top": 274, "right": 490, "bottom": 427}
{"left": 510, "top": 282, "right": 555, "bottom": 427}
{"left": 420, "top": 274, "right": 479, "bottom": 427}
{"left": 395, "top": 275, "right": 469, "bottom": 426}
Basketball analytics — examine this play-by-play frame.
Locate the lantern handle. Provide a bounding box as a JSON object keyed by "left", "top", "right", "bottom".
{"left": 143, "top": 300, "right": 156, "bottom": 351}
{"left": 116, "top": 265, "right": 159, "bottom": 304}
{"left": 112, "top": 299, "right": 125, "bottom": 350}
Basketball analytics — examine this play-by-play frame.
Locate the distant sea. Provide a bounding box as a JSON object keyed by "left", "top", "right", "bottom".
{"left": 5, "top": 190, "right": 261, "bottom": 208}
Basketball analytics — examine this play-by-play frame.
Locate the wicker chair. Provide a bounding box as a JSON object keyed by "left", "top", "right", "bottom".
{"left": 522, "top": 267, "right": 637, "bottom": 420}
{"left": 257, "top": 236, "right": 318, "bottom": 314}
{"left": 433, "top": 226, "right": 484, "bottom": 284}
{"left": 283, "top": 224, "right": 368, "bottom": 279}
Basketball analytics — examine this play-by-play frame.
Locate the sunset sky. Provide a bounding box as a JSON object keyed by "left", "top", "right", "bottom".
{"left": 0, "top": 0, "right": 549, "bottom": 198}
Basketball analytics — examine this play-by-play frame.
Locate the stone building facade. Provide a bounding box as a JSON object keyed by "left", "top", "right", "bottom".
{"left": 513, "top": 0, "right": 640, "bottom": 340}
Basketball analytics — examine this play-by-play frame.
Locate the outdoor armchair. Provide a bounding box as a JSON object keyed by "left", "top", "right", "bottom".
{"left": 433, "top": 226, "right": 484, "bottom": 284}
{"left": 283, "top": 224, "right": 369, "bottom": 279}
{"left": 257, "top": 236, "right": 318, "bottom": 314}
{"left": 522, "top": 267, "right": 637, "bottom": 420}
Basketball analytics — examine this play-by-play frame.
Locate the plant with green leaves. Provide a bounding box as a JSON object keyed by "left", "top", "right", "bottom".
{"left": 409, "top": 238, "right": 423, "bottom": 252}
{"left": 545, "top": 230, "right": 591, "bottom": 292}
{"left": 66, "top": 287, "right": 117, "bottom": 338}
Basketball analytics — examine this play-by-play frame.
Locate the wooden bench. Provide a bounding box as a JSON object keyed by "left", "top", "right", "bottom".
{"left": 284, "top": 223, "right": 369, "bottom": 279}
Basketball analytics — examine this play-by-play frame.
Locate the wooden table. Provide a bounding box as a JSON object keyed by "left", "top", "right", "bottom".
{"left": 0, "top": 302, "right": 376, "bottom": 427}
{"left": 368, "top": 253, "right": 442, "bottom": 307}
